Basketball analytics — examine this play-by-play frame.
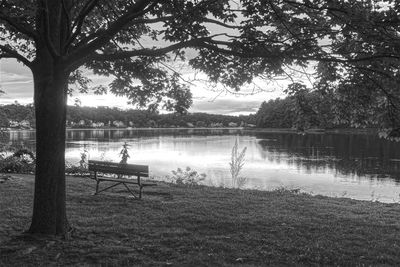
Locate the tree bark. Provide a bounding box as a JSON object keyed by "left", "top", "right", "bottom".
{"left": 28, "top": 60, "right": 69, "bottom": 236}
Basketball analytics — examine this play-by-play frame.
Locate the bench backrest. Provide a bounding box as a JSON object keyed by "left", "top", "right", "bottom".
{"left": 88, "top": 160, "right": 149, "bottom": 177}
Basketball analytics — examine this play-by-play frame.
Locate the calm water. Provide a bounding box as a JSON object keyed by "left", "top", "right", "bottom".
{"left": 4, "top": 128, "right": 400, "bottom": 202}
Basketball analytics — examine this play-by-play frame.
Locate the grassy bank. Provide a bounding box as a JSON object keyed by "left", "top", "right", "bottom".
{"left": 1, "top": 175, "right": 400, "bottom": 266}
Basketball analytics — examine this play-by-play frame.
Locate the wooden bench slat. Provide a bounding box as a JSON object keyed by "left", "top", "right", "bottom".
{"left": 90, "top": 165, "right": 148, "bottom": 173}
{"left": 90, "top": 168, "right": 148, "bottom": 177}
{"left": 97, "top": 177, "right": 139, "bottom": 184}
{"left": 89, "top": 160, "right": 148, "bottom": 173}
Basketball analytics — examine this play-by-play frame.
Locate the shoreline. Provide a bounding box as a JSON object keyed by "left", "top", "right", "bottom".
{"left": 3, "top": 127, "right": 379, "bottom": 135}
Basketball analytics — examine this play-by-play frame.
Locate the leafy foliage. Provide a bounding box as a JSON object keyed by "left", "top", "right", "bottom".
{"left": 255, "top": 89, "right": 339, "bottom": 130}
{"left": 0, "top": 103, "right": 35, "bottom": 127}
{"left": 65, "top": 163, "right": 89, "bottom": 176}
{"left": 0, "top": 147, "right": 35, "bottom": 174}
{"left": 169, "top": 167, "right": 206, "bottom": 186}
{"left": 0, "top": 111, "right": 8, "bottom": 128}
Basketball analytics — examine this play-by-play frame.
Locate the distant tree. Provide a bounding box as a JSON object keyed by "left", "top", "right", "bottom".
{"left": 0, "top": 110, "right": 8, "bottom": 128}
{"left": 255, "top": 87, "right": 340, "bottom": 130}
{"left": 255, "top": 99, "right": 295, "bottom": 128}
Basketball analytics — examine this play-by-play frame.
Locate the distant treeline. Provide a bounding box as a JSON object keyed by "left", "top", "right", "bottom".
{"left": 0, "top": 104, "right": 35, "bottom": 128}
{"left": 0, "top": 103, "right": 256, "bottom": 128}
{"left": 67, "top": 106, "right": 255, "bottom": 128}
{"left": 0, "top": 91, "right": 349, "bottom": 130}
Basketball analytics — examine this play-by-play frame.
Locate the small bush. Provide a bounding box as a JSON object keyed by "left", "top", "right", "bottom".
{"left": 65, "top": 162, "right": 89, "bottom": 176}
{"left": 0, "top": 147, "right": 36, "bottom": 174}
{"left": 168, "top": 167, "right": 206, "bottom": 186}
{"left": 0, "top": 156, "right": 35, "bottom": 174}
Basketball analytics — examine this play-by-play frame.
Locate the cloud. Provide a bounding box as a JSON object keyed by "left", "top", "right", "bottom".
{"left": 0, "top": 72, "right": 32, "bottom": 84}
{"left": 190, "top": 98, "right": 261, "bottom": 115}
{"left": 0, "top": 59, "right": 34, "bottom": 104}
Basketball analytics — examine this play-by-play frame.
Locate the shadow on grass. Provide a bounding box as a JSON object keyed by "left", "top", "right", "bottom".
{"left": 1, "top": 174, "right": 400, "bottom": 266}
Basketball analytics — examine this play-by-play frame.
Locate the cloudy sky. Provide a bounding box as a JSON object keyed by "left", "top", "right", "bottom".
{"left": 0, "top": 57, "right": 293, "bottom": 115}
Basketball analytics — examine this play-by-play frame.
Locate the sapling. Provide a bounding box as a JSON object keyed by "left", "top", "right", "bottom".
{"left": 79, "top": 144, "right": 89, "bottom": 169}
{"left": 119, "top": 142, "right": 130, "bottom": 164}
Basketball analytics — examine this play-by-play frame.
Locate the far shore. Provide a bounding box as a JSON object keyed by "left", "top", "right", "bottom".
{"left": 3, "top": 126, "right": 379, "bottom": 135}
{"left": 1, "top": 174, "right": 400, "bottom": 266}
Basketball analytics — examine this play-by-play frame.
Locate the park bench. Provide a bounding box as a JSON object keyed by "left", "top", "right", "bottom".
{"left": 88, "top": 160, "right": 156, "bottom": 199}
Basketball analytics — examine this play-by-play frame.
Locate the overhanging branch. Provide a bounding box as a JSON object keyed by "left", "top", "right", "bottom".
{"left": 0, "top": 45, "right": 32, "bottom": 68}
{"left": 65, "top": 0, "right": 100, "bottom": 49}
{"left": 202, "top": 17, "right": 241, "bottom": 29}
{"left": 67, "top": 0, "right": 157, "bottom": 65}
{"left": 0, "top": 13, "right": 37, "bottom": 40}
{"left": 87, "top": 37, "right": 212, "bottom": 62}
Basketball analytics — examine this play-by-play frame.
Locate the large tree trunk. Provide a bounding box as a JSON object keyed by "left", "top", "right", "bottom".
{"left": 28, "top": 60, "right": 69, "bottom": 236}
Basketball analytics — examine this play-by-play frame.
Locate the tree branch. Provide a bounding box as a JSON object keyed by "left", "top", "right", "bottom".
{"left": 86, "top": 37, "right": 212, "bottom": 62}
{"left": 284, "top": 0, "right": 350, "bottom": 14}
{"left": 64, "top": 0, "right": 100, "bottom": 49}
{"left": 201, "top": 17, "right": 241, "bottom": 29}
{"left": 67, "top": 0, "right": 157, "bottom": 66}
{"left": 0, "top": 13, "right": 37, "bottom": 40}
{"left": 0, "top": 45, "right": 33, "bottom": 68}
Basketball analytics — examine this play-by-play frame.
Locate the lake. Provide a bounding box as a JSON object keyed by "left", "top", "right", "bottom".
{"left": 4, "top": 128, "right": 400, "bottom": 202}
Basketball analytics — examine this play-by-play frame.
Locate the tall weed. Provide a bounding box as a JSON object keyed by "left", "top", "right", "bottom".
{"left": 230, "top": 138, "right": 247, "bottom": 188}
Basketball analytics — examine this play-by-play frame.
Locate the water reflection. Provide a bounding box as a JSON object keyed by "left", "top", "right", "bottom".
{"left": 3, "top": 128, "right": 400, "bottom": 202}
{"left": 255, "top": 132, "right": 400, "bottom": 184}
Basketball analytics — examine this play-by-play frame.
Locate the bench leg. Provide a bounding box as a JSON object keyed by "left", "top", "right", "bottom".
{"left": 96, "top": 182, "right": 123, "bottom": 195}
{"left": 95, "top": 180, "right": 100, "bottom": 195}
{"left": 122, "top": 183, "right": 139, "bottom": 199}
{"left": 139, "top": 186, "right": 144, "bottom": 199}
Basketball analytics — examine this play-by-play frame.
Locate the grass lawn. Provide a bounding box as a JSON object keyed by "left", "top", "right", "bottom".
{"left": 1, "top": 174, "right": 400, "bottom": 266}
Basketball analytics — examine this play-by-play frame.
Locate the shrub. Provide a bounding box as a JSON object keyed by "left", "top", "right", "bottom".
{"left": 0, "top": 148, "right": 36, "bottom": 174}
{"left": 65, "top": 161, "right": 90, "bottom": 176}
{"left": 0, "top": 157, "right": 31, "bottom": 173}
{"left": 168, "top": 167, "right": 206, "bottom": 186}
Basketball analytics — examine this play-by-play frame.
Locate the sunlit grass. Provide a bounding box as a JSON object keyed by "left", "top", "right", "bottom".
{"left": 1, "top": 174, "right": 400, "bottom": 266}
